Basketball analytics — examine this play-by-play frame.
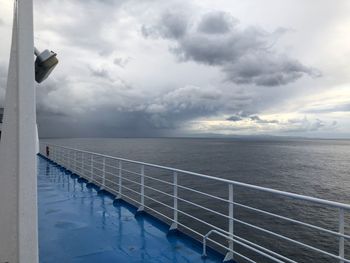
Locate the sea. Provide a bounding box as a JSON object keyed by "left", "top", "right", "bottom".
{"left": 41, "top": 137, "right": 350, "bottom": 263}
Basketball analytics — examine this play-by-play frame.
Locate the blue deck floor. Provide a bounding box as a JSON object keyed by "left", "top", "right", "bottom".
{"left": 38, "top": 156, "right": 225, "bottom": 263}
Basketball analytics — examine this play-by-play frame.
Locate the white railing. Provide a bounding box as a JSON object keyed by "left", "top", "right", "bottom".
{"left": 41, "top": 143, "right": 350, "bottom": 263}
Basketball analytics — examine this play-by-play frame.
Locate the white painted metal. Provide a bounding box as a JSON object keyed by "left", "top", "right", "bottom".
{"left": 81, "top": 152, "right": 84, "bottom": 176}
{"left": 101, "top": 157, "right": 106, "bottom": 190}
{"left": 73, "top": 151, "right": 77, "bottom": 172}
{"left": 35, "top": 124, "right": 39, "bottom": 154}
{"left": 0, "top": 1, "right": 38, "bottom": 262}
{"left": 90, "top": 154, "right": 93, "bottom": 182}
{"left": 224, "top": 184, "right": 234, "bottom": 262}
{"left": 169, "top": 171, "right": 178, "bottom": 231}
{"left": 339, "top": 208, "right": 345, "bottom": 263}
{"left": 138, "top": 165, "right": 145, "bottom": 212}
{"left": 117, "top": 160, "right": 122, "bottom": 199}
{"left": 203, "top": 229, "right": 298, "bottom": 263}
{"left": 42, "top": 144, "right": 350, "bottom": 263}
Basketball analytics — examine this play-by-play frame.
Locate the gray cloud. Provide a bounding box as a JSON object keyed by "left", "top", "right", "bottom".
{"left": 226, "top": 114, "right": 279, "bottom": 124}
{"left": 282, "top": 118, "right": 331, "bottom": 133}
{"left": 88, "top": 66, "right": 113, "bottom": 80}
{"left": 197, "top": 11, "right": 236, "bottom": 35}
{"left": 250, "top": 115, "right": 279, "bottom": 124}
{"left": 34, "top": 0, "right": 128, "bottom": 56}
{"left": 142, "top": 11, "right": 189, "bottom": 39}
{"left": 226, "top": 115, "right": 242, "bottom": 122}
{"left": 113, "top": 57, "right": 131, "bottom": 68}
{"left": 0, "top": 0, "right": 345, "bottom": 138}
{"left": 305, "top": 103, "right": 350, "bottom": 113}
{"left": 142, "top": 11, "right": 320, "bottom": 86}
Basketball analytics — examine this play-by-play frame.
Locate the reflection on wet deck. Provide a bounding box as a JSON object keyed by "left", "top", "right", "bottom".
{"left": 38, "top": 156, "right": 224, "bottom": 263}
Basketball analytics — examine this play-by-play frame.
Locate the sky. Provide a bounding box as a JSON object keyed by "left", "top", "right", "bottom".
{"left": 0, "top": 0, "right": 350, "bottom": 138}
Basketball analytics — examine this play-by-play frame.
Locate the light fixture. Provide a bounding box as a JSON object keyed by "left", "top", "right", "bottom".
{"left": 34, "top": 47, "right": 58, "bottom": 83}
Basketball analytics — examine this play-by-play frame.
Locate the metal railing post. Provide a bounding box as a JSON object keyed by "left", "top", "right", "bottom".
{"left": 101, "top": 157, "right": 106, "bottom": 190}
{"left": 116, "top": 161, "right": 122, "bottom": 199}
{"left": 90, "top": 154, "right": 94, "bottom": 183}
{"left": 81, "top": 152, "right": 84, "bottom": 176}
{"left": 137, "top": 165, "right": 145, "bottom": 212}
{"left": 68, "top": 150, "right": 71, "bottom": 170}
{"left": 64, "top": 149, "right": 67, "bottom": 167}
{"left": 57, "top": 147, "right": 60, "bottom": 164}
{"left": 170, "top": 171, "right": 178, "bottom": 231}
{"left": 73, "top": 151, "right": 77, "bottom": 174}
{"left": 52, "top": 146, "right": 55, "bottom": 162}
{"left": 339, "top": 208, "right": 345, "bottom": 263}
{"left": 224, "top": 183, "right": 234, "bottom": 262}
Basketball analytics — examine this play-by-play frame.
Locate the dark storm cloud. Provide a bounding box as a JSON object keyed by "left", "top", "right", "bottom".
{"left": 35, "top": 74, "right": 254, "bottom": 136}
{"left": 38, "top": 107, "right": 176, "bottom": 138}
{"left": 222, "top": 53, "right": 319, "bottom": 86}
{"left": 143, "top": 85, "right": 253, "bottom": 128}
{"left": 142, "top": 11, "right": 320, "bottom": 86}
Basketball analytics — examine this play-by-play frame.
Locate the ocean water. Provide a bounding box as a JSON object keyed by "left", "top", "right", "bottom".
{"left": 41, "top": 138, "right": 350, "bottom": 262}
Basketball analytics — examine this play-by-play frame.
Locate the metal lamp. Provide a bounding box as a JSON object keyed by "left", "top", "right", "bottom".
{"left": 34, "top": 47, "right": 58, "bottom": 83}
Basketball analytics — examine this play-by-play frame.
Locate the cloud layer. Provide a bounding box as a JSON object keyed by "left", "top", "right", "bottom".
{"left": 0, "top": 0, "right": 349, "bottom": 138}
{"left": 142, "top": 11, "right": 320, "bottom": 86}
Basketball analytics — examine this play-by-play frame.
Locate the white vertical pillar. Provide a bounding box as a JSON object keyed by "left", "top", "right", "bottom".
{"left": 0, "top": 0, "right": 38, "bottom": 262}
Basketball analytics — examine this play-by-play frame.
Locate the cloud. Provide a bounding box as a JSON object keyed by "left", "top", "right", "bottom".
{"left": 142, "top": 11, "right": 189, "bottom": 39}
{"left": 113, "top": 57, "right": 131, "bottom": 68}
{"left": 142, "top": 11, "right": 320, "bottom": 86}
{"left": 227, "top": 114, "right": 279, "bottom": 124}
{"left": 226, "top": 115, "right": 242, "bottom": 122}
{"left": 143, "top": 85, "right": 252, "bottom": 128}
{"left": 197, "top": 11, "right": 236, "bottom": 35}
{"left": 250, "top": 115, "right": 279, "bottom": 124}
{"left": 282, "top": 117, "right": 332, "bottom": 133}
{"left": 0, "top": 0, "right": 345, "bottom": 138}
{"left": 305, "top": 102, "right": 350, "bottom": 113}
{"left": 34, "top": 0, "right": 128, "bottom": 55}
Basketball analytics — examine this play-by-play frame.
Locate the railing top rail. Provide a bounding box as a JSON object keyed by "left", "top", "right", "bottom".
{"left": 43, "top": 143, "right": 350, "bottom": 211}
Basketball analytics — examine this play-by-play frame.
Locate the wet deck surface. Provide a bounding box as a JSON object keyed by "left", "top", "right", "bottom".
{"left": 38, "top": 156, "right": 224, "bottom": 263}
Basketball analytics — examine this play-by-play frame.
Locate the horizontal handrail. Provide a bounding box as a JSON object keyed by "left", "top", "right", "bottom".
{"left": 44, "top": 143, "right": 350, "bottom": 210}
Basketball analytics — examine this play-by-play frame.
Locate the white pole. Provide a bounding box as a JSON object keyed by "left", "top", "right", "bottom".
{"left": 339, "top": 208, "right": 345, "bottom": 263}
{"left": 0, "top": 0, "right": 38, "bottom": 262}
{"left": 169, "top": 171, "right": 178, "bottom": 231}
{"left": 224, "top": 184, "right": 234, "bottom": 262}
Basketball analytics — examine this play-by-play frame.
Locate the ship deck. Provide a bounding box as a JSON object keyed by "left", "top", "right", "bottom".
{"left": 38, "top": 155, "right": 225, "bottom": 263}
